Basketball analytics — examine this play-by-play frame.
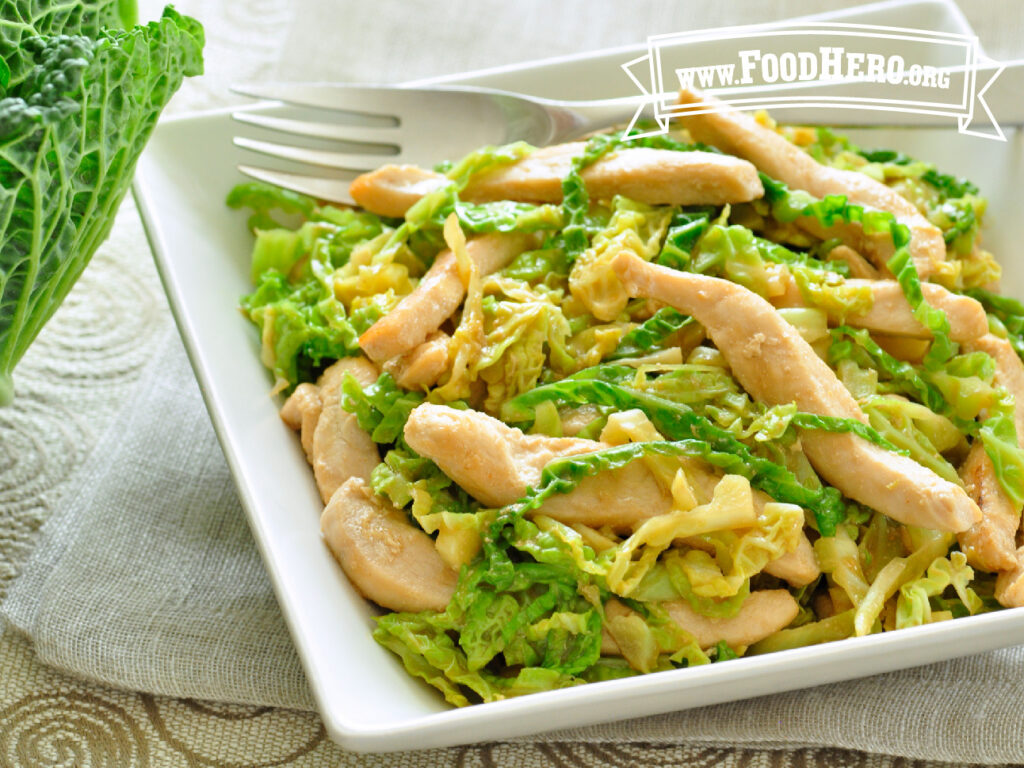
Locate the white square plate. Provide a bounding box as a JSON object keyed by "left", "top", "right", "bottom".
{"left": 133, "top": 0, "right": 1024, "bottom": 752}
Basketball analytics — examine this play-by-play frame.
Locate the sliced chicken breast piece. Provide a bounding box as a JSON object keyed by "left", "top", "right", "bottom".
{"left": 602, "top": 590, "right": 799, "bottom": 652}
{"left": 959, "top": 334, "right": 1024, "bottom": 575}
{"left": 406, "top": 401, "right": 804, "bottom": 536}
{"left": 311, "top": 357, "right": 381, "bottom": 503}
{"left": 464, "top": 143, "right": 764, "bottom": 207}
{"left": 957, "top": 442, "right": 1018, "bottom": 572}
{"left": 843, "top": 280, "right": 987, "bottom": 342}
{"left": 764, "top": 534, "right": 820, "bottom": 588}
{"left": 971, "top": 334, "right": 1024, "bottom": 439}
{"left": 664, "top": 590, "right": 799, "bottom": 649}
{"left": 404, "top": 402, "right": 674, "bottom": 530}
{"left": 995, "top": 548, "right": 1024, "bottom": 608}
{"left": 280, "top": 382, "right": 321, "bottom": 463}
{"left": 537, "top": 459, "right": 674, "bottom": 531}
{"left": 321, "top": 477, "right": 457, "bottom": 613}
{"left": 359, "top": 232, "right": 530, "bottom": 364}
{"left": 613, "top": 253, "right": 981, "bottom": 533}
{"left": 349, "top": 143, "right": 764, "bottom": 219}
{"left": 349, "top": 165, "right": 449, "bottom": 218}
{"left": 771, "top": 275, "right": 987, "bottom": 342}
{"left": 676, "top": 89, "right": 946, "bottom": 277}
{"left": 383, "top": 330, "right": 451, "bottom": 390}
{"left": 403, "top": 401, "right": 606, "bottom": 505}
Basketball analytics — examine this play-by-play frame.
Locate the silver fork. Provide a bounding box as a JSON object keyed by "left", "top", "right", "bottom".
{"left": 231, "top": 84, "right": 644, "bottom": 205}
{"left": 232, "top": 62, "right": 1024, "bottom": 206}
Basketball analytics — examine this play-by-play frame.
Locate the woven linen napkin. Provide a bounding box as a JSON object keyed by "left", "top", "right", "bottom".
{"left": 0, "top": 326, "right": 316, "bottom": 710}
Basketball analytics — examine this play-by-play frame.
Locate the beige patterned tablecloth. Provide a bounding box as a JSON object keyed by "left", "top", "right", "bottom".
{"left": 1, "top": 1, "right": 1022, "bottom": 766}
{"left": 0, "top": 617, "right": 996, "bottom": 767}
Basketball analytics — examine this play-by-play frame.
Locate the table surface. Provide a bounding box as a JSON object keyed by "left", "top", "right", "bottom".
{"left": 1, "top": 1, "right": 1021, "bottom": 765}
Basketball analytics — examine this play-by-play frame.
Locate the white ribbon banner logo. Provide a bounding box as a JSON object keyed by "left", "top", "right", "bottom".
{"left": 622, "top": 21, "right": 1006, "bottom": 140}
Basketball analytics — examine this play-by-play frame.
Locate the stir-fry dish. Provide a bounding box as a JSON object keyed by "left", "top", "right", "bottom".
{"left": 229, "top": 88, "right": 1024, "bottom": 706}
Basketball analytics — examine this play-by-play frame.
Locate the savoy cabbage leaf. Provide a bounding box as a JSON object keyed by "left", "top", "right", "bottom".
{"left": 0, "top": 0, "right": 136, "bottom": 86}
{"left": 0, "top": 4, "right": 203, "bottom": 404}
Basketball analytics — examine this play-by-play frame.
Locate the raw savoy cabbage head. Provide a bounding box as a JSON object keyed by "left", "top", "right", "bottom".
{"left": 0, "top": 0, "right": 204, "bottom": 404}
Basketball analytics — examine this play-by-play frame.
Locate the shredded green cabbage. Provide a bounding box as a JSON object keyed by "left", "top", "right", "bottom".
{"left": 559, "top": 133, "right": 621, "bottom": 261}
{"left": 374, "top": 559, "right": 602, "bottom": 706}
{"left": 609, "top": 308, "right": 693, "bottom": 360}
{"left": 340, "top": 371, "right": 424, "bottom": 443}
{"left": 895, "top": 551, "right": 982, "bottom": 629}
{"left": 830, "top": 326, "right": 1024, "bottom": 502}
{"left": 240, "top": 270, "right": 361, "bottom": 393}
{"left": 571, "top": 197, "right": 674, "bottom": 319}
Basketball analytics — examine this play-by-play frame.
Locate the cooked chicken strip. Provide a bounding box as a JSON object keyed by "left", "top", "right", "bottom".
{"left": 664, "top": 590, "right": 799, "bottom": 649}
{"left": 957, "top": 442, "right": 1018, "bottom": 572}
{"left": 613, "top": 253, "right": 981, "bottom": 533}
{"left": 383, "top": 330, "right": 450, "bottom": 390}
{"left": 313, "top": 364, "right": 459, "bottom": 611}
{"left": 404, "top": 402, "right": 679, "bottom": 530}
{"left": 349, "top": 144, "right": 764, "bottom": 219}
{"left": 845, "top": 280, "right": 987, "bottom": 342}
{"left": 601, "top": 591, "right": 799, "bottom": 652}
{"left": 321, "top": 477, "right": 457, "bottom": 613}
{"left": 972, "top": 334, "right": 1024, "bottom": 439}
{"left": 959, "top": 334, "right": 1024, "bottom": 577}
{"left": 995, "top": 549, "right": 1024, "bottom": 608}
{"left": 349, "top": 165, "right": 449, "bottom": 218}
{"left": 767, "top": 535, "right": 819, "bottom": 588}
{"left": 676, "top": 89, "right": 946, "bottom": 277}
{"left": 311, "top": 357, "right": 381, "bottom": 504}
{"left": 403, "top": 402, "right": 599, "bottom": 508}
{"left": 280, "top": 382, "right": 321, "bottom": 463}
{"left": 407, "top": 401, "right": 804, "bottom": 549}
{"left": 465, "top": 143, "right": 763, "bottom": 207}
{"left": 359, "top": 232, "right": 529, "bottom": 363}
{"left": 538, "top": 460, "right": 673, "bottom": 531}
{"left": 404, "top": 403, "right": 818, "bottom": 584}
{"left": 772, "top": 275, "right": 988, "bottom": 342}
{"left": 827, "top": 245, "right": 880, "bottom": 280}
